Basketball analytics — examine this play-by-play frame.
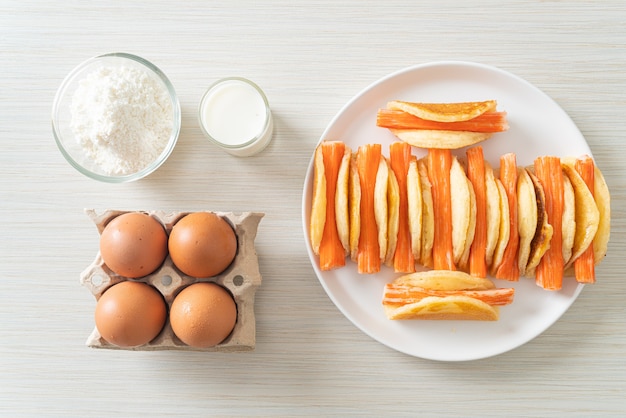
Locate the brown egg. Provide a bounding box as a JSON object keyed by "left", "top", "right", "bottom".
{"left": 169, "top": 282, "right": 237, "bottom": 348}
{"left": 100, "top": 212, "right": 168, "bottom": 278}
{"left": 95, "top": 281, "right": 167, "bottom": 348}
{"left": 168, "top": 212, "right": 237, "bottom": 277}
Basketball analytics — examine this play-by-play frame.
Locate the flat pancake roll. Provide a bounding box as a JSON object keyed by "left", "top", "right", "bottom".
{"left": 383, "top": 270, "right": 515, "bottom": 321}
{"left": 351, "top": 144, "right": 400, "bottom": 274}
{"left": 310, "top": 141, "right": 351, "bottom": 270}
{"left": 377, "top": 100, "right": 508, "bottom": 149}
{"left": 534, "top": 156, "right": 565, "bottom": 291}
{"left": 516, "top": 168, "right": 538, "bottom": 277}
{"left": 524, "top": 170, "right": 553, "bottom": 277}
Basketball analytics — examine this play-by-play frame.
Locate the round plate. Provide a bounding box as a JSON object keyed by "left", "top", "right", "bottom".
{"left": 301, "top": 61, "right": 589, "bottom": 361}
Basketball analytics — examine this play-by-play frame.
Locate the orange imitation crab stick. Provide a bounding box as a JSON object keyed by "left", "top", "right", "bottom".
{"left": 376, "top": 110, "right": 509, "bottom": 133}
{"left": 382, "top": 284, "right": 515, "bottom": 307}
{"left": 427, "top": 148, "right": 456, "bottom": 271}
{"left": 356, "top": 144, "right": 382, "bottom": 274}
{"left": 534, "top": 156, "right": 564, "bottom": 290}
{"left": 389, "top": 142, "right": 415, "bottom": 273}
{"left": 495, "top": 153, "right": 520, "bottom": 281}
{"left": 318, "top": 141, "right": 347, "bottom": 270}
{"left": 574, "top": 156, "right": 596, "bottom": 283}
{"left": 467, "top": 146, "right": 488, "bottom": 278}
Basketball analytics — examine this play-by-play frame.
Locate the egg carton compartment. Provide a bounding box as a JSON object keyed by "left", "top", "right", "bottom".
{"left": 81, "top": 209, "right": 264, "bottom": 352}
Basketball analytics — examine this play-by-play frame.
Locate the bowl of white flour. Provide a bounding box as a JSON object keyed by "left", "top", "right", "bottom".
{"left": 52, "top": 53, "right": 181, "bottom": 182}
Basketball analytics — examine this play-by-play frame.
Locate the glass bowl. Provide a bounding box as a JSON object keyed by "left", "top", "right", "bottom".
{"left": 52, "top": 53, "right": 181, "bottom": 183}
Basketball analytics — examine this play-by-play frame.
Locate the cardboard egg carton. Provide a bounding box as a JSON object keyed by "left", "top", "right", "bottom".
{"left": 81, "top": 209, "right": 264, "bottom": 352}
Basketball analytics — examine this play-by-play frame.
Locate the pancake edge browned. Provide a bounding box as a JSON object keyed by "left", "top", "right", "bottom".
{"left": 525, "top": 170, "right": 553, "bottom": 276}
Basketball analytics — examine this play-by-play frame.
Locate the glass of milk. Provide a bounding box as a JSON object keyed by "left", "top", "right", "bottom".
{"left": 199, "top": 77, "right": 273, "bottom": 157}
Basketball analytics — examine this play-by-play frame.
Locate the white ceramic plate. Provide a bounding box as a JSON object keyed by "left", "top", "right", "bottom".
{"left": 301, "top": 61, "right": 590, "bottom": 361}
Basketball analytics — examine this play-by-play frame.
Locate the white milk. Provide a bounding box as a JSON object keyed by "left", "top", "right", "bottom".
{"left": 199, "top": 78, "right": 273, "bottom": 157}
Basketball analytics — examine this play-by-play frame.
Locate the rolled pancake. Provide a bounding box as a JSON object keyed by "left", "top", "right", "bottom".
{"left": 348, "top": 153, "right": 360, "bottom": 261}
{"left": 374, "top": 157, "right": 390, "bottom": 261}
{"left": 525, "top": 170, "right": 553, "bottom": 276}
{"left": 450, "top": 157, "right": 472, "bottom": 266}
{"left": 593, "top": 165, "right": 611, "bottom": 265}
{"left": 417, "top": 158, "right": 435, "bottom": 268}
{"left": 561, "top": 173, "right": 576, "bottom": 265}
{"left": 334, "top": 145, "right": 352, "bottom": 254}
{"left": 490, "top": 178, "right": 510, "bottom": 275}
{"left": 517, "top": 168, "right": 537, "bottom": 276}
{"left": 384, "top": 296, "right": 499, "bottom": 321}
{"left": 561, "top": 159, "right": 600, "bottom": 268}
{"left": 406, "top": 157, "right": 422, "bottom": 263}
{"left": 384, "top": 159, "right": 400, "bottom": 266}
{"left": 484, "top": 162, "right": 501, "bottom": 267}
{"left": 391, "top": 129, "right": 493, "bottom": 150}
{"left": 309, "top": 145, "right": 327, "bottom": 255}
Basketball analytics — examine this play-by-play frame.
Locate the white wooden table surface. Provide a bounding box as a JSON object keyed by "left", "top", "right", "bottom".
{"left": 1, "top": 1, "right": 625, "bottom": 416}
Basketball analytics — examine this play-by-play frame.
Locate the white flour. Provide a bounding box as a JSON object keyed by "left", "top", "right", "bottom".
{"left": 70, "top": 65, "right": 173, "bottom": 176}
